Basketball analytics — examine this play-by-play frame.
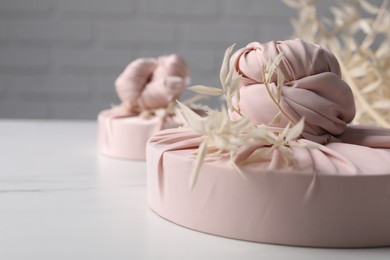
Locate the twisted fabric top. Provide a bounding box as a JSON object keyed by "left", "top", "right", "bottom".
{"left": 230, "top": 39, "right": 356, "bottom": 144}
{"left": 115, "top": 54, "right": 189, "bottom": 114}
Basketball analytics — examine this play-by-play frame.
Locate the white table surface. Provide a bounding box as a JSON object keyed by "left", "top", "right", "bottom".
{"left": 0, "top": 119, "right": 389, "bottom": 260}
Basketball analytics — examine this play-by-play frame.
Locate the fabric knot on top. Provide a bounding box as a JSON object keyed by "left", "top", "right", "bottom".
{"left": 230, "top": 39, "right": 356, "bottom": 144}
{"left": 115, "top": 54, "right": 189, "bottom": 114}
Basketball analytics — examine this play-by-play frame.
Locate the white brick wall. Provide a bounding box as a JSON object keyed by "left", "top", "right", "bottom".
{"left": 0, "top": 0, "right": 340, "bottom": 119}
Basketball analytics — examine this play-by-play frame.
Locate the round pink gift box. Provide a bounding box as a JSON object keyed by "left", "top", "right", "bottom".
{"left": 146, "top": 129, "right": 390, "bottom": 248}
{"left": 98, "top": 111, "right": 181, "bottom": 160}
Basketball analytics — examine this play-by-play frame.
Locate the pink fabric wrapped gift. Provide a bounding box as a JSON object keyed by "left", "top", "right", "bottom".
{"left": 98, "top": 54, "right": 189, "bottom": 160}
{"left": 146, "top": 39, "right": 390, "bottom": 247}
{"left": 229, "top": 39, "right": 355, "bottom": 144}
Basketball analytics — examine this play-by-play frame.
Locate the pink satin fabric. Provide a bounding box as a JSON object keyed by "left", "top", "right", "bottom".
{"left": 230, "top": 39, "right": 356, "bottom": 144}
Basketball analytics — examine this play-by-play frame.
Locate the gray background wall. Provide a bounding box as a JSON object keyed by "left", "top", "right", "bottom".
{"left": 0, "top": 0, "right": 336, "bottom": 119}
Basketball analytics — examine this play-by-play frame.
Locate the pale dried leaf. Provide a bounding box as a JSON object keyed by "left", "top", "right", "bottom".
{"left": 154, "top": 108, "right": 167, "bottom": 118}
{"left": 278, "top": 146, "right": 294, "bottom": 166}
{"left": 348, "top": 66, "right": 367, "bottom": 78}
{"left": 250, "top": 125, "right": 272, "bottom": 136}
{"left": 276, "top": 68, "right": 285, "bottom": 102}
{"left": 269, "top": 111, "right": 283, "bottom": 125}
{"left": 225, "top": 90, "right": 233, "bottom": 112}
{"left": 220, "top": 43, "right": 236, "bottom": 89}
{"left": 228, "top": 76, "right": 241, "bottom": 97}
{"left": 225, "top": 63, "right": 236, "bottom": 87}
{"left": 230, "top": 152, "right": 247, "bottom": 180}
{"left": 269, "top": 52, "right": 285, "bottom": 76}
{"left": 235, "top": 84, "right": 241, "bottom": 112}
{"left": 360, "top": 0, "right": 380, "bottom": 14}
{"left": 278, "top": 121, "right": 291, "bottom": 141}
{"left": 261, "top": 66, "right": 268, "bottom": 85}
{"left": 361, "top": 80, "right": 382, "bottom": 94}
{"left": 359, "top": 19, "right": 372, "bottom": 34}
{"left": 176, "top": 100, "right": 204, "bottom": 133}
{"left": 372, "top": 99, "right": 390, "bottom": 109}
{"left": 215, "top": 107, "right": 230, "bottom": 134}
{"left": 274, "top": 52, "right": 285, "bottom": 66}
{"left": 282, "top": 0, "right": 301, "bottom": 9}
{"left": 212, "top": 135, "right": 227, "bottom": 150}
{"left": 181, "top": 94, "right": 209, "bottom": 106}
{"left": 242, "top": 147, "right": 271, "bottom": 165}
{"left": 375, "top": 43, "right": 390, "bottom": 57}
{"left": 291, "top": 139, "right": 320, "bottom": 149}
{"left": 342, "top": 35, "right": 357, "bottom": 52}
{"left": 264, "top": 60, "right": 272, "bottom": 84}
{"left": 286, "top": 117, "right": 305, "bottom": 142}
{"left": 188, "top": 85, "right": 224, "bottom": 96}
{"left": 228, "top": 76, "right": 242, "bottom": 113}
